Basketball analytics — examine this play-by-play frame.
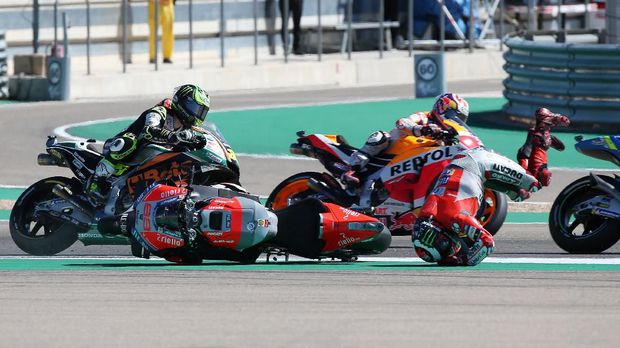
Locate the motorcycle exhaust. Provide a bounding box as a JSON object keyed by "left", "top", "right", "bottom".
{"left": 589, "top": 173, "right": 620, "bottom": 203}
{"left": 307, "top": 178, "right": 355, "bottom": 206}
{"left": 52, "top": 184, "right": 95, "bottom": 218}
{"left": 290, "top": 143, "right": 315, "bottom": 158}
{"left": 37, "top": 153, "right": 62, "bottom": 166}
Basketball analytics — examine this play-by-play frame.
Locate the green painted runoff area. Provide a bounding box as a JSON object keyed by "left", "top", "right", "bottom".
{"left": 68, "top": 97, "right": 616, "bottom": 169}
{"left": 0, "top": 209, "right": 548, "bottom": 223}
{"left": 0, "top": 187, "right": 26, "bottom": 200}
{"left": 0, "top": 258, "right": 618, "bottom": 271}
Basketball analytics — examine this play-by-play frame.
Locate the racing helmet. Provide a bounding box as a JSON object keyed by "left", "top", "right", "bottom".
{"left": 171, "top": 84, "right": 211, "bottom": 127}
{"left": 430, "top": 93, "right": 470, "bottom": 124}
{"left": 412, "top": 218, "right": 463, "bottom": 263}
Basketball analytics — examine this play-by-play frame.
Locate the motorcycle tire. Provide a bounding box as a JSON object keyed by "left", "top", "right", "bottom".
{"left": 9, "top": 176, "right": 82, "bottom": 256}
{"left": 266, "top": 172, "right": 336, "bottom": 210}
{"left": 549, "top": 176, "right": 620, "bottom": 254}
{"left": 477, "top": 190, "right": 508, "bottom": 236}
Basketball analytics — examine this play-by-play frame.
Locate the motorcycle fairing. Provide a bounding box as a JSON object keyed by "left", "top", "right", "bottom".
{"left": 575, "top": 136, "right": 620, "bottom": 167}
{"left": 46, "top": 140, "right": 102, "bottom": 181}
{"left": 273, "top": 198, "right": 388, "bottom": 258}
{"left": 319, "top": 203, "right": 385, "bottom": 252}
{"left": 305, "top": 134, "right": 356, "bottom": 163}
{"left": 198, "top": 196, "right": 277, "bottom": 251}
{"left": 133, "top": 185, "right": 188, "bottom": 253}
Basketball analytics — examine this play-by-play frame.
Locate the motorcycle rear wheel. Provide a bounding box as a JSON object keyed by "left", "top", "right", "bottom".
{"left": 266, "top": 172, "right": 335, "bottom": 210}
{"left": 549, "top": 176, "right": 620, "bottom": 254}
{"left": 9, "top": 177, "right": 82, "bottom": 256}
{"left": 477, "top": 190, "right": 507, "bottom": 236}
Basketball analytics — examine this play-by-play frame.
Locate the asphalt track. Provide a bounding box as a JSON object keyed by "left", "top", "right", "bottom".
{"left": 0, "top": 80, "right": 619, "bottom": 348}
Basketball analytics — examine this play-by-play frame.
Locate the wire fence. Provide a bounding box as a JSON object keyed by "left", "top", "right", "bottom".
{"left": 3, "top": 0, "right": 598, "bottom": 75}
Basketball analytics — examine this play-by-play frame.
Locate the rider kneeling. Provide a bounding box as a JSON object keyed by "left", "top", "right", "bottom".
{"left": 88, "top": 84, "right": 211, "bottom": 204}
{"left": 412, "top": 109, "right": 570, "bottom": 266}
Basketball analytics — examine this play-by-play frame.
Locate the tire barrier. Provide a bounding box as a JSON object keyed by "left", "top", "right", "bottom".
{"left": 502, "top": 34, "right": 620, "bottom": 128}
{"left": 0, "top": 31, "right": 8, "bottom": 99}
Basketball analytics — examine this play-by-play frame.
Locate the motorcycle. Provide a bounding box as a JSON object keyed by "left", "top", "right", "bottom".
{"left": 10, "top": 124, "right": 241, "bottom": 256}
{"left": 97, "top": 179, "right": 391, "bottom": 264}
{"left": 549, "top": 135, "right": 620, "bottom": 253}
{"left": 266, "top": 118, "right": 508, "bottom": 236}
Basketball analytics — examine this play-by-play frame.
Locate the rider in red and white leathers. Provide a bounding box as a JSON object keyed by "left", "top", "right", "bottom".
{"left": 412, "top": 108, "right": 570, "bottom": 266}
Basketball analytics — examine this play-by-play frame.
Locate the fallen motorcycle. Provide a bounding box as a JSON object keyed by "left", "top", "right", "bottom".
{"left": 98, "top": 180, "right": 392, "bottom": 264}
{"left": 10, "top": 124, "right": 241, "bottom": 256}
{"left": 266, "top": 118, "right": 507, "bottom": 235}
{"left": 549, "top": 135, "right": 620, "bottom": 253}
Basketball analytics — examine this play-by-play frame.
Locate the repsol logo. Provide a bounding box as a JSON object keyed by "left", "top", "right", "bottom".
{"left": 389, "top": 147, "right": 455, "bottom": 177}
{"left": 491, "top": 164, "right": 523, "bottom": 179}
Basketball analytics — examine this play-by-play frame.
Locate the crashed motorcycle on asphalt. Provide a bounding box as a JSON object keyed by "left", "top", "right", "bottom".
{"left": 549, "top": 135, "right": 620, "bottom": 254}
{"left": 266, "top": 118, "right": 508, "bottom": 235}
{"left": 98, "top": 179, "right": 391, "bottom": 264}
{"left": 9, "top": 124, "right": 243, "bottom": 256}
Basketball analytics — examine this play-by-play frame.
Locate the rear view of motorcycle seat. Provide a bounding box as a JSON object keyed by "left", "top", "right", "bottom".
{"left": 273, "top": 198, "right": 326, "bottom": 259}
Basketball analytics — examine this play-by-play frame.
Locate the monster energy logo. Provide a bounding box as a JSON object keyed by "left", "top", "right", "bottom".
{"left": 419, "top": 228, "right": 437, "bottom": 247}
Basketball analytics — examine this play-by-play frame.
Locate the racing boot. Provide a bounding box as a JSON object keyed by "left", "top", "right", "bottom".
{"left": 87, "top": 159, "right": 117, "bottom": 206}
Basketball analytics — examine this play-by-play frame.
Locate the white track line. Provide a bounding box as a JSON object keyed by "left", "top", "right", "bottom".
{"left": 53, "top": 115, "right": 620, "bottom": 170}
{"left": 1, "top": 256, "right": 619, "bottom": 265}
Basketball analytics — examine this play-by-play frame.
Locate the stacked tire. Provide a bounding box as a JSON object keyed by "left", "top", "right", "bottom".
{"left": 0, "top": 31, "right": 7, "bottom": 99}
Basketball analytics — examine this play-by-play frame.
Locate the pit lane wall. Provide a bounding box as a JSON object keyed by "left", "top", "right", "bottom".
{"left": 502, "top": 32, "right": 620, "bottom": 129}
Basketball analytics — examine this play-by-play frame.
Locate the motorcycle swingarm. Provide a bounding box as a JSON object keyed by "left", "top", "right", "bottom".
{"left": 572, "top": 195, "right": 620, "bottom": 220}
{"left": 34, "top": 199, "right": 92, "bottom": 229}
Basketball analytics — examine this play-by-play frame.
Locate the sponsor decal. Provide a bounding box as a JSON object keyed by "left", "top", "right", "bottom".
{"left": 339, "top": 207, "right": 361, "bottom": 220}
{"left": 143, "top": 203, "right": 152, "bottom": 230}
{"left": 491, "top": 164, "right": 523, "bottom": 179}
{"left": 374, "top": 207, "right": 388, "bottom": 215}
{"left": 431, "top": 186, "right": 445, "bottom": 196}
{"left": 160, "top": 187, "right": 186, "bottom": 199}
{"left": 385, "top": 146, "right": 456, "bottom": 180}
{"left": 156, "top": 234, "right": 183, "bottom": 247}
{"left": 127, "top": 160, "right": 194, "bottom": 194}
{"left": 71, "top": 159, "right": 84, "bottom": 169}
{"left": 257, "top": 219, "right": 270, "bottom": 228}
{"left": 489, "top": 164, "right": 524, "bottom": 185}
{"left": 437, "top": 174, "right": 450, "bottom": 186}
{"left": 337, "top": 233, "right": 360, "bottom": 247}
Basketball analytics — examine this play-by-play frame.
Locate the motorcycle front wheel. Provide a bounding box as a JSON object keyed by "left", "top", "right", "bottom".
{"left": 549, "top": 176, "right": 620, "bottom": 254}
{"left": 9, "top": 177, "right": 83, "bottom": 256}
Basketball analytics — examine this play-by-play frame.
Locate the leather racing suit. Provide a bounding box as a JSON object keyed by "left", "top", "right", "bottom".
{"left": 89, "top": 98, "right": 205, "bottom": 199}
{"left": 413, "top": 147, "right": 541, "bottom": 266}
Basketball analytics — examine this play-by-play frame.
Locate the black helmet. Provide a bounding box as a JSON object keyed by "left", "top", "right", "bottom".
{"left": 172, "top": 84, "right": 211, "bottom": 127}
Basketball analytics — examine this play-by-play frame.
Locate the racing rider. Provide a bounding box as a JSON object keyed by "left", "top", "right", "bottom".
{"left": 412, "top": 108, "right": 570, "bottom": 266}
{"left": 88, "top": 84, "right": 211, "bottom": 203}
{"left": 342, "top": 92, "right": 477, "bottom": 189}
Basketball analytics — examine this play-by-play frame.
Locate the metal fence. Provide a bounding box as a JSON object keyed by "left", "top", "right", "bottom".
{"left": 14, "top": 0, "right": 511, "bottom": 74}
{"left": 0, "top": 31, "right": 8, "bottom": 98}
{"left": 502, "top": 30, "right": 620, "bottom": 126}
